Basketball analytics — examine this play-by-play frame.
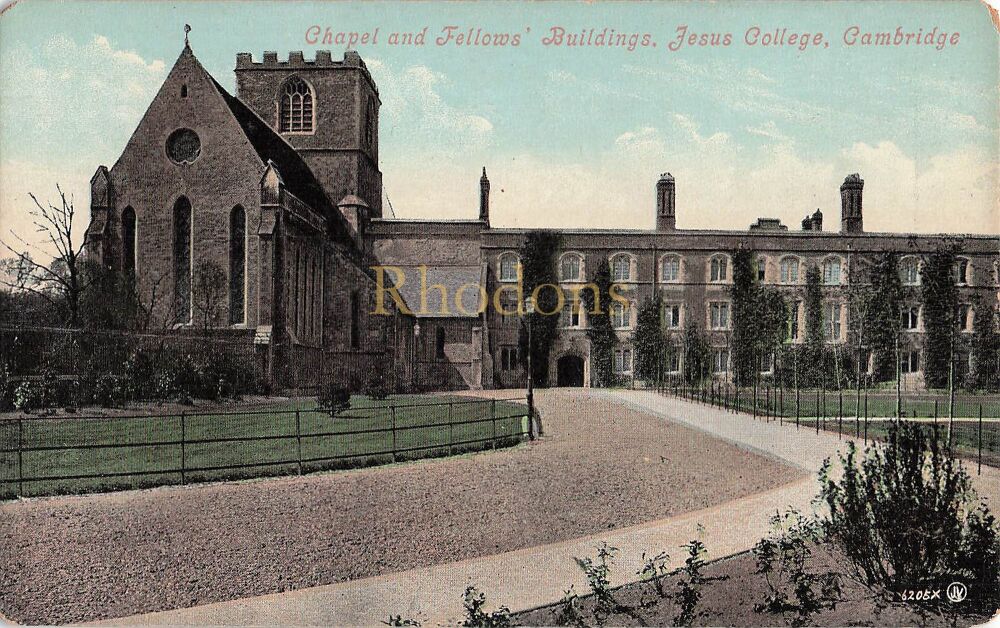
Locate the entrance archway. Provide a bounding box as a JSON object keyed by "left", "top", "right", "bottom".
{"left": 556, "top": 355, "right": 585, "bottom": 387}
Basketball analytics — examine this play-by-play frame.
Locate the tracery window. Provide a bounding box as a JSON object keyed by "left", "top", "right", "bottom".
{"left": 279, "top": 77, "right": 314, "bottom": 133}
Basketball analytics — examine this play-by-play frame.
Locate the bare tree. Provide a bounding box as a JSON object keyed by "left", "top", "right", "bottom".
{"left": 191, "top": 260, "right": 227, "bottom": 330}
{"left": 0, "top": 186, "right": 87, "bottom": 327}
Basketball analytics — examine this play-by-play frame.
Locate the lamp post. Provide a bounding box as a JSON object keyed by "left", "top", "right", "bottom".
{"left": 525, "top": 295, "right": 536, "bottom": 439}
{"left": 413, "top": 321, "right": 421, "bottom": 391}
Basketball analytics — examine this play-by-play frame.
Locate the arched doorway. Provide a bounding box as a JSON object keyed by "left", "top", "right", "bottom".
{"left": 557, "top": 355, "right": 585, "bottom": 387}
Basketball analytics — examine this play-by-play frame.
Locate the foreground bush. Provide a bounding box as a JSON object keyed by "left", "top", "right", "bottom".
{"left": 318, "top": 384, "right": 351, "bottom": 417}
{"left": 819, "top": 421, "right": 1000, "bottom": 613}
{"left": 753, "top": 510, "right": 840, "bottom": 625}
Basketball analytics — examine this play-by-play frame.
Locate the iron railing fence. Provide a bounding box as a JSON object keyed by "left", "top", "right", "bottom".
{"left": 0, "top": 396, "right": 530, "bottom": 500}
{"left": 647, "top": 380, "right": 1000, "bottom": 474}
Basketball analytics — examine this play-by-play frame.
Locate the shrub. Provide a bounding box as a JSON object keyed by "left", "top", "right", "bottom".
{"left": 554, "top": 586, "right": 587, "bottom": 627}
{"left": 121, "top": 348, "right": 155, "bottom": 400}
{"left": 383, "top": 615, "right": 420, "bottom": 626}
{"left": 91, "top": 373, "right": 133, "bottom": 408}
{"left": 0, "top": 362, "right": 12, "bottom": 411}
{"left": 753, "top": 510, "right": 840, "bottom": 625}
{"left": 365, "top": 370, "right": 391, "bottom": 401}
{"left": 13, "top": 380, "right": 40, "bottom": 413}
{"left": 460, "top": 586, "right": 511, "bottom": 628}
{"left": 318, "top": 384, "right": 351, "bottom": 417}
{"left": 819, "top": 421, "right": 1000, "bottom": 614}
{"left": 672, "top": 537, "right": 725, "bottom": 626}
{"left": 637, "top": 550, "right": 671, "bottom": 598}
{"left": 575, "top": 542, "right": 619, "bottom": 621}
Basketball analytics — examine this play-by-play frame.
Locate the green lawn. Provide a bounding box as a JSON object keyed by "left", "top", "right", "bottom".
{"left": 0, "top": 395, "right": 529, "bottom": 499}
{"left": 678, "top": 386, "right": 999, "bottom": 419}
{"left": 793, "top": 417, "right": 1000, "bottom": 470}
{"left": 670, "top": 386, "right": 1000, "bottom": 469}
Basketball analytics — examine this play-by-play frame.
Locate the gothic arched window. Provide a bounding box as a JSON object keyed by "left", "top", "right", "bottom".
{"left": 498, "top": 253, "right": 520, "bottom": 282}
{"left": 822, "top": 257, "right": 842, "bottom": 285}
{"left": 365, "top": 97, "right": 376, "bottom": 148}
{"left": 560, "top": 253, "right": 583, "bottom": 282}
{"left": 229, "top": 205, "right": 246, "bottom": 324}
{"left": 279, "top": 77, "right": 314, "bottom": 133}
{"left": 121, "top": 206, "right": 136, "bottom": 275}
{"left": 611, "top": 254, "right": 633, "bottom": 282}
{"left": 172, "top": 197, "right": 192, "bottom": 324}
{"left": 899, "top": 257, "right": 920, "bottom": 286}
{"left": 780, "top": 257, "right": 800, "bottom": 284}
{"left": 660, "top": 255, "right": 680, "bottom": 282}
{"left": 709, "top": 255, "right": 729, "bottom": 282}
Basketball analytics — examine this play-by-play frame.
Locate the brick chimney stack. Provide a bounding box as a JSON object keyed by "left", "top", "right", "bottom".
{"left": 656, "top": 172, "right": 676, "bottom": 231}
{"left": 479, "top": 167, "right": 490, "bottom": 225}
{"left": 840, "top": 173, "right": 864, "bottom": 233}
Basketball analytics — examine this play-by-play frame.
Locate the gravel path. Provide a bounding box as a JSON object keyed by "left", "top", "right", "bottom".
{"left": 0, "top": 389, "right": 802, "bottom": 625}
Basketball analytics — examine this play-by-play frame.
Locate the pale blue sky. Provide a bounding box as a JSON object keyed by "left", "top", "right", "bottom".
{"left": 1, "top": 0, "right": 997, "bottom": 242}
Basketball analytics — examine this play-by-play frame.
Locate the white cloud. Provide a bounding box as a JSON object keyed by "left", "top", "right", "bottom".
{"left": 671, "top": 114, "right": 730, "bottom": 147}
{"left": 366, "top": 59, "right": 494, "bottom": 151}
{"left": 0, "top": 34, "right": 165, "bottom": 261}
{"left": 843, "top": 141, "right": 998, "bottom": 234}
{"left": 916, "top": 104, "right": 990, "bottom": 134}
{"left": 386, "top": 125, "right": 997, "bottom": 236}
{"left": 746, "top": 121, "right": 792, "bottom": 144}
{"left": 0, "top": 34, "right": 166, "bottom": 165}
{"left": 614, "top": 126, "right": 664, "bottom": 153}
{"left": 627, "top": 60, "right": 835, "bottom": 124}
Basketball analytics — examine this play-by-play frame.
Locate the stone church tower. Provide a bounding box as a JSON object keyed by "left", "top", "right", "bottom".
{"left": 234, "top": 50, "right": 383, "bottom": 217}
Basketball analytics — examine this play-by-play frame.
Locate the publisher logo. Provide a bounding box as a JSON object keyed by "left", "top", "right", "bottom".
{"left": 946, "top": 582, "right": 967, "bottom": 603}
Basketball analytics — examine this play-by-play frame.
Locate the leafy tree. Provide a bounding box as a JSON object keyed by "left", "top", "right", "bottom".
{"left": 583, "top": 258, "right": 617, "bottom": 387}
{"left": 920, "top": 247, "right": 959, "bottom": 389}
{"left": 862, "top": 252, "right": 904, "bottom": 382}
{"left": 819, "top": 422, "right": 1000, "bottom": 614}
{"left": 682, "top": 322, "right": 710, "bottom": 385}
{"left": 516, "top": 230, "right": 561, "bottom": 387}
{"left": 757, "top": 288, "right": 788, "bottom": 368}
{"left": 970, "top": 292, "right": 999, "bottom": 392}
{"left": 632, "top": 293, "right": 665, "bottom": 383}
{"left": 730, "top": 249, "right": 758, "bottom": 386}
{"left": 802, "top": 264, "right": 825, "bottom": 387}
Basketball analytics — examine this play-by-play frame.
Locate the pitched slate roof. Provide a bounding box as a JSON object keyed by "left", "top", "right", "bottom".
{"left": 204, "top": 70, "right": 353, "bottom": 242}
{"left": 391, "top": 266, "right": 484, "bottom": 319}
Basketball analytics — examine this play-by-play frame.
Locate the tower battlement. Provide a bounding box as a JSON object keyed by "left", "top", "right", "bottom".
{"left": 235, "top": 50, "right": 371, "bottom": 80}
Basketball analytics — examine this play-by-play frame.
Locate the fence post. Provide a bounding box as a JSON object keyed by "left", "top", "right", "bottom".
{"left": 838, "top": 390, "right": 842, "bottom": 440}
{"left": 17, "top": 418, "right": 24, "bottom": 498}
{"left": 978, "top": 403, "right": 983, "bottom": 476}
{"left": 295, "top": 409, "right": 303, "bottom": 475}
{"left": 815, "top": 389, "right": 820, "bottom": 435}
{"left": 391, "top": 405, "right": 397, "bottom": 463}
{"left": 795, "top": 386, "right": 800, "bottom": 429}
{"left": 864, "top": 389, "right": 869, "bottom": 445}
{"left": 491, "top": 399, "right": 497, "bottom": 450}
{"left": 448, "top": 402, "right": 454, "bottom": 456}
{"left": 180, "top": 412, "right": 187, "bottom": 485}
